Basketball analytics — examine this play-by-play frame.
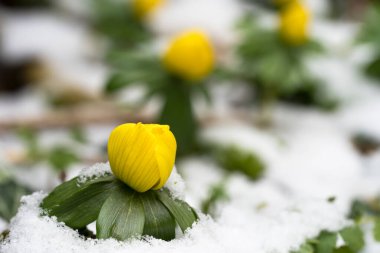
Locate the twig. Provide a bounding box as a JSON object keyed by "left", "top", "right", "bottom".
{"left": 0, "top": 102, "right": 153, "bottom": 133}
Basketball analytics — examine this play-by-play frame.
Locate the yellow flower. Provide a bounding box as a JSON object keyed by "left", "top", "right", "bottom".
{"left": 279, "top": 1, "right": 310, "bottom": 46}
{"left": 108, "top": 123, "right": 177, "bottom": 192}
{"left": 132, "top": 0, "right": 165, "bottom": 19}
{"left": 163, "top": 30, "right": 215, "bottom": 81}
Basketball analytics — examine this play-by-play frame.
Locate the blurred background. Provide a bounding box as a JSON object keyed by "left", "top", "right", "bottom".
{"left": 1, "top": 0, "right": 380, "bottom": 249}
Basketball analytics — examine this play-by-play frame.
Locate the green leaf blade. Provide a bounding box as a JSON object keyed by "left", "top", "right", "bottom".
{"left": 373, "top": 218, "right": 380, "bottom": 242}
{"left": 140, "top": 192, "right": 176, "bottom": 241}
{"left": 291, "top": 243, "right": 314, "bottom": 253}
{"left": 0, "top": 179, "right": 31, "bottom": 221}
{"left": 339, "top": 225, "right": 365, "bottom": 252}
{"left": 42, "top": 176, "right": 116, "bottom": 228}
{"left": 157, "top": 189, "right": 197, "bottom": 233}
{"left": 96, "top": 184, "right": 145, "bottom": 241}
{"left": 316, "top": 231, "right": 337, "bottom": 253}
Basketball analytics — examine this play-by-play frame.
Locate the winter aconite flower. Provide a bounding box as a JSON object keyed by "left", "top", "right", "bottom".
{"left": 132, "top": 0, "right": 165, "bottom": 18}
{"left": 279, "top": 1, "right": 310, "bottom": 46}
{"left": 108, "top": 123, "right": 176, "bottom": 192}
{"left": 163, "top": 30, "right": 215, "bottom": 81}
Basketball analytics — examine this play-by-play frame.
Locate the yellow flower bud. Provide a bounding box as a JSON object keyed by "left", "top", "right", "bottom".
{"left": 132, "top": 0, "right": 165, "bottom": 19}
{"left": 108, "top": 123, "right": 177, "bottom": 192}
{"left": 279, "top": 1, "right": 310, "bottom": 46}
{"left": 163, "top": 30, "right": 215, "bottom": 81}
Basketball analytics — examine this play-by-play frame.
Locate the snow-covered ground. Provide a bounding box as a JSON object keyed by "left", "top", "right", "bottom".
{"left": 0, "top": 163, "right": 350, "bottom": 253}
{"left": 1, "top": 0, "right": 380, "bottom": 252}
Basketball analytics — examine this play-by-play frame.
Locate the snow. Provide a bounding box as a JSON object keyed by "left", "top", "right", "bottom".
{"left": 363, "top": 223, "right": 380, "bottom": 253}
{"left": 1, "top": 11, "right": 107, "bottom": 98}
{"left": 9, "top": 163, "right": 61, "bottom": 191}
{"left": 1, "top": 0, "right": 380, "bottom": 252}
{"left": 201, "top": 122, "right": 280, "bottom": 165}
{"left": 165, "top": 167, "right": 186, "bottom": 200}
{"left": 0, "top": 191, "right": 349, "bottom": 253}
{"left": 1, "top": 12, "right": 93, "bottom": 62}
{"left": 77, "top": 162, "right": 112, "bottom": 184}
{"left": 0, "top": 218, "right": 7, "bottom": 233}
{"left": 150, "top": 0, "right": 243, "bottom": 49}
{"left": 0, "top": 91, "right": 48, "bottom": 122}
{"left": 339, "top": 98, "right": 380, "bottom": 140}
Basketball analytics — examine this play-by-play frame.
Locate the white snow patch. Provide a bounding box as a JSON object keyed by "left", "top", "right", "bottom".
{"left": 179, "top": 157, "right": 226, "bottom": 207}
{"left": 201, "top": 122, "right": 280, "bottom": 166}
{"left": 198, "top": 109, "right": 363, "bottom": 214}
{"left": 0, "top": 218, "right": 7, "bottom": 233}
{"left": 339, "top": 98, "right": 380, "bottom": 140}
{"left": 165, "top": 167, "right": 186, "bottom": 200}
{"left": 1, "top": 191, "right": 350, "bottom": 253}
{"left": 150, "top": 0, "right": 243, "bottom": 49}
{"left": 2, "top": 12, "right": 94, "bottom": 62}
{"left": 0, "top": 91, "right": 48, "bottom": 122}
{"left": 363, "top": 223, "right": 380, "bottom": 253}
{"left": 78, "top": 162, "right": 112, "bottom": 183}
{"left": 10, "top": 163, "right": 61, "bottom": 191}
{"left": 1, "top": 11, "right": 107, "bottom": 97}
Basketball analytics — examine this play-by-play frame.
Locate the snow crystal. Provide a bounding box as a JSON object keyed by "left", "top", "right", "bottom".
{"left": 1, "top": 191, "right": 349, "bottom": 253}
{"left": 77, "top": 162, "right": 112, "bottom": 183}
{"left": 0, "top": 218, "right": 7, "bottom": 233}
{"left": 165, "top": 167, "right": 186, "bottom": 200}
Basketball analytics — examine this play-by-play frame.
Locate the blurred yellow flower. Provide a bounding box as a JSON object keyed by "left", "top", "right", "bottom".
{"left": 108, "top": 123, "right": 177, "bottom": 192}
{"left": 163, "top": 30, "right": 215, "bottom": 81}
{"left": 279, "top": 1, "right": 310, "bottom": 46}
{"left": 132, "top": 0, "right": 165, "bottom": 19}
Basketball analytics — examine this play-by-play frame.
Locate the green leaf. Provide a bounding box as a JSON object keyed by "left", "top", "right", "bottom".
{"left": 193, "top": 84, "right": 212, "bottom": 105}
{"left": 315, "top": 231, "right": 337, "bottom": 253}
{"left": 373, "top": 218, "right": 380, "bottom": 242}
{"left": 104, "top": 73, "right": 139, "bottom": 93}
{"left": 215, "top": 146, "right": 265, "bottom": 180}
{"left": 201, "top": 178, "right": 229, "bottom": 216}
{"left": 157, "top": 189, "right": 197, "bottom": 233}
{"left": 0, "top": 179, "right": 31, "bottom": 221}
{"left": 41, "top": 176, "right": 116, "bottom": 228}
{"left": 96, "top": 183, "right": 145, "bottom": 241}
{"left": 90, "top": 0, "right": 150, "bottom": 49}
{"left": 70, "top": 127, "right": 87, "bottom": 144}
{"left": 17, "top": 128, "right": 41, "bottom": 162}
{"left": 364, "top": 56, "right": 380, "bottom": 81}
{"left": 332, "top": 246, "right": 354, "bottom": 253}
{"left": 339, "top": 225, "right": 365, "bottom": 252}
{"left": 291, "top": 243, "right": 314, "bottom": 253}
{"left": 358, "top": 3, "right": 380, "bottom": 45}
{"left": 47, "top": 146, "right": 79, "bottom": 171}
{"left": 140, "top": 191, "right": 176, "bottom": 241}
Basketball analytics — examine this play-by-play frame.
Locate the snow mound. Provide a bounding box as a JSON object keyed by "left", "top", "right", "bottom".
{"left": 77, "top": 162, "right": 112, "bottom": 183}
{"left": 1, "top": 192, "right": 349, "bottom": 253}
